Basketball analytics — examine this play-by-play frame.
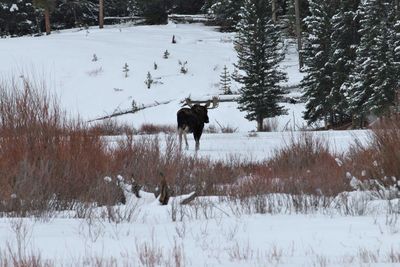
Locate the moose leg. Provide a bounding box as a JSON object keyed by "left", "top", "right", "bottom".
{"left": 178, "top": 128, "right": 183, "bottom": 150}
{"left": 179, "top": 127, "right": 189, "bottom": 150}
{"left": 183, "top": 127, "right": 189, "bottom": 150}
{"left": 193, "top": 130, "right": 202, "bottom": 151}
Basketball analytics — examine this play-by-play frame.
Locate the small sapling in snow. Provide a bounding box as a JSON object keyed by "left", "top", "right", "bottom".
{"left": 154, "top": 62, "right": 158, "bottom": 70}
{"left": 179, "top": 60, "right": 188, "bottom": 74}
{"left": 163, "top": 50, "right": 170, "bottom": 59}
{"left": 123, "top": 63, "right": 130, "bottom": 78}
{"left": 172, "top": 35, "right": 176, "bottom": 44}
{"left": 92, "top": 54, "right": 98, "bottom": 62}
{"left": 145, "top": 72, "right": 154, "bottom": 89}
{"left": 220, "top": 65, "right": 232, "bottom": 94}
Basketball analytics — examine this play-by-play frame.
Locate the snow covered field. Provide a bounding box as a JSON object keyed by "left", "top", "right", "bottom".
{"left": 0, "top": 22, "right": 305, "bottom": 132}
{"left": 1, "top": 23, "right": 398, "bottom": 266}
{"left": 0, "top": 193, "right": 399, "bottom": 266}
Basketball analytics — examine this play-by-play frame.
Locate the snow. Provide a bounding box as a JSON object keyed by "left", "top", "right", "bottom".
{"left": 9, "top": 3, "right": 18, "bottom": 12}
{"left": 0, "top": 194, "right": 399, "bottom": 266}
{"left": 123, "top": 129, "right": 370, "bottom": 161}
{"left": 0, "top": 23, "right": 397, "bottom": 266}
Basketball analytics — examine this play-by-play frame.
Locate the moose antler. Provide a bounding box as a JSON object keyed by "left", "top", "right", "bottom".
{"left": 182, "top": 96, "right": 220, "bottom": 109}
{"left": 183, "top": 97, "right": 194, "bottom": 107}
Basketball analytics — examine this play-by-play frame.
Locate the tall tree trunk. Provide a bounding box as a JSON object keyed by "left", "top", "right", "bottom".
{"left": 294, "top": 0, "right": 303, "bottom": 69}
{"left": 44, "top": 8, "right": 51, "bottom": 35}
{"left": 396, "top": 0, "right": 399, "bottom": 18}
{"left": 272, "top": 0, "right": 277, "bottom": 22}
{"left": 99, "top": 0, "right": 104, "bottom": 29}
{"left": 257, "top": 117, "right": 264, "bottom": 132}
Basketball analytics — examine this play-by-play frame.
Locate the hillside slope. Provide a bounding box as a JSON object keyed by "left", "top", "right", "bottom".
{"left": 0, "top": 23, "right": 304, "bottom": 132}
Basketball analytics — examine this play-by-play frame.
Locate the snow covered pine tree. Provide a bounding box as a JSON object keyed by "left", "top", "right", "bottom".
{"left": 234, "top": 0, "right": 287, "bottom": 131}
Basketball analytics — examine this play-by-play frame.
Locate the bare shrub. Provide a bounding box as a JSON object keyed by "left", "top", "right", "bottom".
{"left": 0, "top": 246, "right": 53, "bottom": 267}
{"left": 135, "top": 235, "right": 163, "bottom": 267}
{"left": 215, "top": 120, "right": 238, "bottom": 133}
{"left": 344, "top": 116, "right": 400, "bottom": 198}
{"left": 0, "top": 78, "right": 124, "bottom": 215}
{"left": 266, "top": 132, "right": 347, "bottom": 196}
{"left": 228, "top": 241, "right": 253, "bottom": 262}
{"left": 87, "top": 67, "right": 103, "bottom": 77}
{"left": 89, "top": 120, "right": 135, "bottom": 136}
{"left": 388, "top": 247, "right": 400, "bottom": 263}
{"left": 204, "top": 124, "right": 218, "bottom": 134}
{"left": 263, "top": 117, "right": 278, "bottom": 132}
{"left": 138, "top": 123, "right": 175, "bottom": 135}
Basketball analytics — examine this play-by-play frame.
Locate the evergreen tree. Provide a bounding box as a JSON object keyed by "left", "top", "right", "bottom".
{"left": 392, "top": 5, "right": 400, "bottom": 77}
{"left": 33, "top": 0, "right": 55, "bottom": 35}
{"left": 234, "top": 0, "right": 287, "bottom": 131}
{"left": 301, "top": 0, "right": 338, "bottom": 127}
{"left": 134, "top": 0, "right": 172, "bottom": 24}
{"left": 55, "top": 0, "right": 97, "bottom": 28}
{"left": 172, "top": 0, "right": 205, "bottom": 14}
{"left": 220, "top": 65, "right": 232, "bottom": 94}
{"left": 0, "top": 0, "right": 39, "bottom": 36}
{"left": 206, "top": 0, "right": 244, "bottom": 30}
{"left": 328, "top": 0, "right": 360, "bottom": 126}
{"left": 346, "top": 0, "right": 397, "bottom": 127}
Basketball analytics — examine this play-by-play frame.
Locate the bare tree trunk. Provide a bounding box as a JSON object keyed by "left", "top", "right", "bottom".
{"left": 294, "top": 0, "right": 303, "bottom": 69}
{"left": 44, "top": 8, "right": 51, "bottom": 35}
{"left": 272, "top": 0, "right": 277, "bottom": 23}
{"left": 396, "top": 0, "right": 399, "bottom": 17}
{"left": 99, "top": 0, "right": 104, "bottom": 29}
{"left": 257, "top": 117, "right": 263, "bottom": 132}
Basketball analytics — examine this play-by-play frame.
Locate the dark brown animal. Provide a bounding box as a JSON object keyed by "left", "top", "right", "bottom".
{"left": 177, "top": 98, "right": 218, "bottom": 151}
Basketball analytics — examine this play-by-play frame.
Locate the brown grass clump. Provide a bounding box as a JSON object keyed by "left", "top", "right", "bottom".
{"left": 345, "top": 116, "right": 400, "bottom": 189}
{"left": 138, "top": 123, "right": 175, "bottom": 135}
{"left": 0, "top": 79, "right": 125, "bottom": 214}
{"left": 228, "top": 133, "right": 348, "bottom": 198}
{"left": 88, "top": 119, "right": 135, "bottom": 136}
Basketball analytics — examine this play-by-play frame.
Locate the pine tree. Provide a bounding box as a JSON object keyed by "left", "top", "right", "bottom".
{"left": 328, "top": 0, "right": 360, "bottom": 126}
{"left": 33, "top": 0, "right": 55, "bottom": 35}
{"left": 207, "top": 0, "right": 244, "bottom": 30}
{"left": 346, "top": 0, "right": 397, "bottom": 127}
{"left": 220, "top": 65, "right": 232, "bottom": 94}
{"left": 55, "top": 0, "right": 97, "bottom": 29}
{"left": 123, "top": 63, "right": 129, "bottom": 78}
{"left": 301, "top": 0, "right": 338, "bottom": 127}
{"left": 145, "top": 72, "right": 154, "bottom": 89}
{"left": 134, "top": 0, "right": 172, "bottom": 24}
{"left": 0, "top": 0, "right": 39, "bottom": 36}
{"left": 234, "top": 0, "right": 287, "bottom": 131}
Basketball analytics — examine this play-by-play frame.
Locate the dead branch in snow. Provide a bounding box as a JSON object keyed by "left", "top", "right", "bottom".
{"left": 88, "top": 99, "right": 174, "bottom": 122}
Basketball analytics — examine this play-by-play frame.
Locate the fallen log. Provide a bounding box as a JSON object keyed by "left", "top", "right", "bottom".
{"left": 180, "top": 94, "right": 305, "bottom": 107}
{"left": 88, "top": 99, "right": 174, "bottom": 123}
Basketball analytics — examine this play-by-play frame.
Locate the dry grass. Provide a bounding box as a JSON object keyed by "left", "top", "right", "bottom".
{"left": 232, "top": 133, "right": 348, "bottom": 197}
{"left": 345, "top": 116, "right": 400, "bottom": 191}
{"left": 138, "top": 123, "right": 175, "bottom": 135}
{"left": 0, "top": 77, "right": 243, "bottom": 215}
{"left": 266, "top": 133, "right": 347, "bottom": 196}
{"left": 88, "top": 119, "right": 135, "bottom": 136}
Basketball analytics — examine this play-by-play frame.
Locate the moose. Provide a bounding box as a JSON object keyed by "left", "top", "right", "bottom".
{"left": 177, "top": 97, "right": 218, "bottom": 151}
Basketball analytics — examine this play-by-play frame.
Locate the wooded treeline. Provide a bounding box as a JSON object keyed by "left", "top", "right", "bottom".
{"left": 1, "top": 0, "right": 306, "bottom": 36}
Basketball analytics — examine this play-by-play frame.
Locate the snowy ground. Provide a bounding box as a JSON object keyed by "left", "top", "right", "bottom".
{"left": 1, "top": 23, "right": 398, "bottom": 266}
{"left": 114, "top": 129, "right": 370, "bottom": 161}
{"left": 0, "top": 193, "right": 399, "bottom": 266}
